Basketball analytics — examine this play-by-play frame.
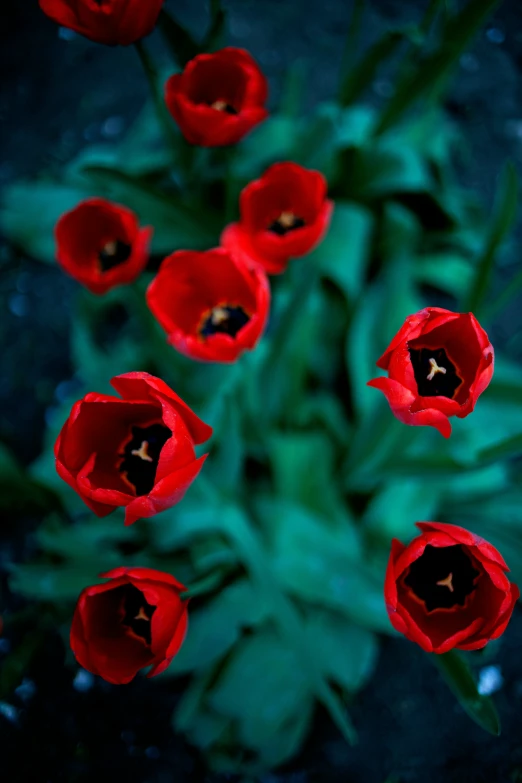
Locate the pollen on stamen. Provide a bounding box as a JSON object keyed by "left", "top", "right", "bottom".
{"left": 278, "top": 211, "right": 297, "bottom": 228}
{"left": 134, "top": 606, "right": 150, "bottom": 622}
{"left": 427, "top": 357, "right": 447, "bottom": 381}
{"left": 102, "top": 240, "right": 118, "bottom": 256}
{"left": 436, "top": 573, "right": 454, "bottom": 593}
{"left": 131, "top": 441, "right": 153, "bottom": 462}
{"left": 210, "top": 306, "right": 229, "bottom": 325}
{"left": 210, "top": 100, "right": 238, "bottom": 114}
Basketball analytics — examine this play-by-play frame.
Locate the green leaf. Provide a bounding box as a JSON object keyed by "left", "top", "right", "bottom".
{"left": 313, "top": 201, "right": 373, "bottom": 302}
{"left": 292, "top": 392, "right": 351, "bottom": 447}
{"left": 415, "top": 253, "right": 473, "bottom": 298}
{"left": 0, "top": 181, "right": 95, "bottom": 263}
{"left": 268, "top": 431, "right": 357, "bottom": 528}
{"left": 362, "top": 479, "right": 440, "bottom": 542}
{"left": 345, "top": 284, "right": 382, "bottom": 418}
{"left": 433, "top": 650, "right": 501, "bottom": 736}
{"left": 8, "top": 563, "right": 109, "bottom": 601}
{"left": 340, "top": 142, "right": 431, "bottom": 200}
{"left": 233, "top": 116, "right": 296, "bottom": 181}
{"left": 259, "top": 499, "right": 388, "bottom": 632}
{"left": 34, "top": 515, "right": 137, "bottom": 560}
{"left": 203, "top": 386, "right": 244, "bottom": 497}
{"left": 165, "top": 579, "right": 269, "bottom": 675}
{"left": 374, "top": 0, "right": 501, "bottom": 135}
{"left": 208, "top": 627, "right": 312, "bottom": 739}
{"left": 464, "top": 161, "right": 518, "bottom": 315}
{"left": 305, "top": 609, "right": 378, "bottom": 691}
{"left": 478, "top": 433, "right": 522, "bottom": 464}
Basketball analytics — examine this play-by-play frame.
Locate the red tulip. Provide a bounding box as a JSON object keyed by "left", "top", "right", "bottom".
{"left": 39, "top": 0, "right": 164, "bottom": 46}
{"left": 164, "top": 48, "right": 269, "bottom": 147}
{"left": 55, "top": 198, "right": 152, "bottom": 295}
{"left": 55, "top": 372, "right": 212, "bottom": 526}
{"left": 367, "top": 308, "right": 494, "bottom": 438}
{"left": 221, "top": 162, "right": 333, "bottom": 274}
{"left": 385, "top": 522, "right": 519, "bottom": 653}
{"left": 70, "top": 567, "right": 188, "bottom": 684}
{"left": 146, "top": 248, "right": 270, "bottom": 363}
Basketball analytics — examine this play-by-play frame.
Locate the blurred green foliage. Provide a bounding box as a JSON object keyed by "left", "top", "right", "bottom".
{"left": 1, "top": 0, "right": 521, "bottom": 773}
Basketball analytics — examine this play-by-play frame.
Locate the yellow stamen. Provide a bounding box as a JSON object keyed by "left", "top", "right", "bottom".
{"left": 134, "top": 606, "right": 150, "bottom": 622}
{"left": 131, "top": 441, "right": 153, "bottom": 463}
{"left": 102, "top": 240, "right": 117, "bottom": 256}
{"left": 427, "top": 357, "right": 447, "bottom": 381}
{"left": 211, "top": 306, "right": 229, "bottom": 325}
{"left": 277, "top": 211, "right": 297, "bottom": 228}
{"left": 211, "top": 100, "right": 228, "bottom": 112}
{"left": 436, "top": 573, "right": 454, "bottom": 593}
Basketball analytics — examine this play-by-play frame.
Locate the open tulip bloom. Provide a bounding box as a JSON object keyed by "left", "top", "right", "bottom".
{"left": 367, "top": 307, "right": 494, "bottom": 437}
{"left": 55, "top": 372, "right": 212, "bottom": 525}
{"left": 385, "top": 522, "right": 519, "bottom": 654}
{"left": 221, "top": 162, "right": 334, "bottom": 274}
{"left": 146, "top": 248, "right": 270, "bottom": 362}
{"left": 55, "top": 198, "right": 152, "bottom": 295}
{"left": 39, "top": 0, "right": 165, "bottom": 46}
{"left": 164, "top": 47, "right": 269, "bottom": 147}
{"left": 70, "top": 567, "right": 188, "bottom": 684}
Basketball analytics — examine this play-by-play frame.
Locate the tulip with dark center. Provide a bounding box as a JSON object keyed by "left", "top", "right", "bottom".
{"left": 385, "top": 522, "right": 519, "bottom": 653}
{"left": 164, "top": 48, "right": 269, "bottom": 147}
{"left": 55, "top": 372, "right": 212, "bottom": 526}
{"left": 39, "top": 0, "right": 166, "bottom": 46}
{"left": 221, "top": 162, "right": 333, "bottom": 274}
{"left": 70, "top": 567, "right": 189, "bottom": 684}
{"left": 367, "top": 307, "right": 494, "bottom": 437}
{"left": 146, "top": 248, "right": 270, "bottom": 363}
{"left": 55, "top": 198, "right": 152, "bottom": 295}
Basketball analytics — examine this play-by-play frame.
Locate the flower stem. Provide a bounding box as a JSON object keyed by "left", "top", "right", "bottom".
{"left": 430, "top": 649, "right": 500, "bottom": 736}
{"left": 134, "top": 40, "right": 178, "bottom": 157}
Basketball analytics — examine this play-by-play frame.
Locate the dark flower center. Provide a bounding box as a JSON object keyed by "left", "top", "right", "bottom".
{"left": 199, "top": 304, "right": 250, "bottom": 339}
{"left": 404, "top": 544, "right": 480, "bottom": 612}
{"left": 268, "top": 211, "right": 305, "bottom": 236}
{"left": 120, "top": 583, "right": 156, "bottom": 645}
{"left": 209, "top": 100, "right": 238, "bottom": 115}
{"left": 408, "top": 346, "right": 463, "bottom": 399}
{"left": 119, "top": 423, "right": 171, "bottom": 496}
{"left": 98, "top": 239, "right": 132, "bottom": 272}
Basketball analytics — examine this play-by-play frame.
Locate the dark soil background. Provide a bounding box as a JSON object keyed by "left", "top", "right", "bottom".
{"left": 1, "top": 1, "right": 522, "bottom": 781}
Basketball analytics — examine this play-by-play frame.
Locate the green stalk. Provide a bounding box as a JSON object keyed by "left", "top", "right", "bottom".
{"left": 431, "top": 650, "right": 500, "bottom": 736}
{"left": 134, "top": 40, "right": 179, "bottom": 157}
